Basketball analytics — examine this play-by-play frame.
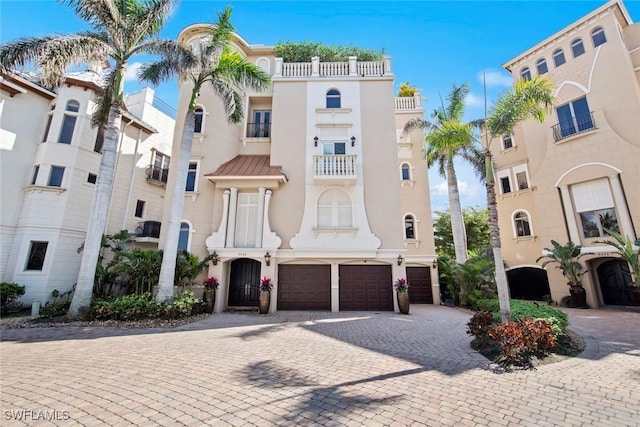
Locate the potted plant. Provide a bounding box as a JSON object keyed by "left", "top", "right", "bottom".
{"left": 258, "top": 277, "right": 273, "bottom": 314}
{"left": 597, "top": 230, "right": 640, "bottom": 305}
{"left": 536, "top": 240, "right": 588, "bottom": 308}
{"left": 394, "top": 278, "right": 410, "bottom": 314}
{"left": 203, "top": 276, "right": 219, "bottom": 314}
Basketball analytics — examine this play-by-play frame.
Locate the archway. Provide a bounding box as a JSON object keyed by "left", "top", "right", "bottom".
{"left": 597, "top": 260, "right": 634, "bottom": 305}
{"left": 507, "top": 267, "right": 551, "bottom": 300}
{"left": 228, "top": 258, "right": 261, "bottom": 306}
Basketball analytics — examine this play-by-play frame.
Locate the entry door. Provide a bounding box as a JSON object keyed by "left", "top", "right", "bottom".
{"left": 229, "top": 258, "right": 261, "bottom": 306}
{"left": 406, "top": 267, "right": 434, "bottom": 304}
{"left": 597, "top": 260, "right": 632, "bottom": 305}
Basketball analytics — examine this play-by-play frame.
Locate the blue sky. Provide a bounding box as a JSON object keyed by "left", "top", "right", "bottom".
{"left": 2, "top": 0, "right": 639, "bottom": 213}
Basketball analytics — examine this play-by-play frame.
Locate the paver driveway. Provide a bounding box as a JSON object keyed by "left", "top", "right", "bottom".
{"left": 1, "top": 305, "right": 639, "bottom": 426}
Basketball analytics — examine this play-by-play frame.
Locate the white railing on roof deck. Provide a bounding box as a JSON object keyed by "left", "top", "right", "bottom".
{"left": 275, "top": 56, "right": 392, "bottom": 78}
{"left": 313, "top": 155, "right": 357, "bottom": 178}
{"left": 394, "top": 93, "right": 423, "bottom": 111}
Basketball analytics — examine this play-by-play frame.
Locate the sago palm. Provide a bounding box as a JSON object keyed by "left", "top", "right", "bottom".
{"left": 483, "top": 75, "right": 555, "bottom": 321}
{"left": 405, "top": 82, "right": 483, "bottom": 264}
{"left": 138, "top": 7, "right": 271, "bottom": 302}
{"left": 0, "top": 0, "right": 181, "bottom": 315}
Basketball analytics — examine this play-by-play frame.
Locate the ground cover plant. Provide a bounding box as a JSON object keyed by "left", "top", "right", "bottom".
{"left": 467, "top": 299, "right": 583, "bottom": 369}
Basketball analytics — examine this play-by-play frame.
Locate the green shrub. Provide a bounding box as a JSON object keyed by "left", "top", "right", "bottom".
{"left": 473, "top": 299, "right": 568, "bottom": 334}
{"left": 488, "top": 318, "right": 557, "bottom": 368}
{"left": 1, "top": 282, "right": 25, "bottom": 306}
{"left": 89, "top": 291, "right": 205, "bottom": 321}
{"left": 40, "top": 301, "right": 71, "bottom": 318}
{"left": 273, "top": 40, "right": 383, "bottom": 62}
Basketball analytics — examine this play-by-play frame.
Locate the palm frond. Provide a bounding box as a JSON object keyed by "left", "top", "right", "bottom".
{"left": 446, "top": 82, "right": 469, "bottom": 120}
{"left": 208, "top": 78, "right": 244, "bottom": 124}
{"left": 135, "top": 40, "right": 196, "bottom": 84}
{"left": 58, "top": 0, "right": 122, "bottom": 39}
{"left": 91, "top": 68, "right": 116, "bottom": 128}
{"left": 403, "top": 118, "right": 434, "bottom": 134}
{"left": 213, "top": 50, "right": 270, "bottom": 91}
{"left": 129, "top": 0, "right": 177, "bottom": 46}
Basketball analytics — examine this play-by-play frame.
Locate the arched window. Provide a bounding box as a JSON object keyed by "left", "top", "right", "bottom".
{"left": 514, "top": 211, "right": 532, "bottom": 237}
{"left": 552, "top": 49, "right": 566, "bottom": 67}
{"left": 59, "top": 100, "right": 79, "bottom": 144}
{"left": 591, "top": 27, "right": 607, "bottom": 47}
{"left": 256, "top": 57, "right": 270, "bottom": 73}
{"left": 194, "top": 107, "right": 204, "bottom": 133}
{"left": 404, "top": 214, "right": 416, "bottom": 239}
{"left": 317, "top": 188, "right": 352, "bottom": 228}
{"left": 571, "top": 38, "right": 585, "bottom": 58}
{"left": 520, "top": 67, "right": 531, "bottom": 81}
{"left": 401, "top": 163, "right": 411, "bottom": 180}
{"left": 326, "top": 89, "right": 341, "bottom": 108}
{"left": 536, "top": 58, "right": 548, "bottom": 75}
{"left": 178, "top": 222, "right": 190, "bottom": 251}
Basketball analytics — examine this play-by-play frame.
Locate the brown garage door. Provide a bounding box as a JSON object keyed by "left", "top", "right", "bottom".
{"left": 278, "top": 265, "right": 331, "bottom": 310}
{"left": 339, "top": 265, "right": 393, "bottom": 311}
{"left": 406, "top": 266, "right": 434, "bottom": 304}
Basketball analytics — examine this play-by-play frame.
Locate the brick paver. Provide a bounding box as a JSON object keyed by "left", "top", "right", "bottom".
{"left": 1, "top": 305, "right": 639, "bottom": 426}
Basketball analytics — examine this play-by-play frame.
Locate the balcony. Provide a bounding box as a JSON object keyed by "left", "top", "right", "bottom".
{"left": 145, "top": 164, "right": 169, "bottom": 185}
{"left": 313, "top": 155, "right": 357, "bottom": 183}
{"left": 552, "top": 112, "right": 596, "bottom": 142}
{"left": 135, "top": 220, "right": 161, "bottom": 243}
{"left": 246, "top": 122, "right": 271, "bottom": 138}
{"left": 274, "top": 56, "right": 392, "bottom": 79}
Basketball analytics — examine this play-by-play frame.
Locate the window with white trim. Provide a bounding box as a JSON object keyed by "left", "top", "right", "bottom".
{"left": 497, "top": 169, "right": 512, "bottom": 194}
{"left": 536, "top": 58, "right": 548, "bottom": 75}
{"left": 501, "top": 134, "right": 514, "bottom": 150}
{"left": 571, "top": 179, "right": 619, "bottom": 238}
{"left": 25, "top": 241, "right": 48, "bottom": 271}
{"left": 571, "top": 38, "right": 585, "bottom": 58}
{"left": 512, "top": 164, "right": 530, "bottom": 191}
{"left": 514, "top": 211, "right": 532, "bottom": 237}
{"left": 59, "top": 100, "right": 79, "bottom": 144}
{"left": 48, "top": 166, "right": 65, "bottom": 187}
{"left": 401, "top": 163, "right": 411, "bottom": 181}
{"left": 326, "top": 89, "right": 341, "bottom": 108}
{"left": 520, "top": 67, "right": 531, "bottom": 81}
{"left": 30, "top": 165, "right": 39, "bottom": 185}
{"left": 178, "top": 222, "right": 190, "bottom": 251}
{"left": 591, "top": 27, "right": 606, "bottom": 47}
{"left": 186, "top": 162, "right": 198, "bottom": 192}
{"left": 404, "top": 214, "right": 416, "bottom": 239}
{"left": 42, "top": 105, "right": 54, "bottom": 142}
{"left": 194, "top": 107, "right": 204, "bottom": 133}
{"left": 317, "top": 188, "right": 352, "bottom": 228}
{"left": 553, "top": 49, "right": 566, "bottom": 67}
{"left": 235, "top": 193, "right": 259, "bottom": 248}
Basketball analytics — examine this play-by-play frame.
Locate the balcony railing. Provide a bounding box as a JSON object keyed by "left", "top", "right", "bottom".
{"left": 135, "top": 221, "right": 161, "bottom": 238}
{"left": 313, "top": 155, "right": 357, "bottom": 179}
{"left": 145, "top": 164, "right": 169, "bottom": 184}
{"left": 275, "top": 56, "right": 392, "bottom": 78}
{"left": 246, "top": 122, "right": 271, "bottom": 138}
{"left": 552, "top": 112, "right": 596, "bottom": 142}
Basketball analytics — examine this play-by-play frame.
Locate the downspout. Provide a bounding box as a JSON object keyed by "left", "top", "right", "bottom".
{"left": 104, "top": 120, "right": 132, "bottom": 233}
{"left": 121, "top": 127, "right": 143, "bottom": 230}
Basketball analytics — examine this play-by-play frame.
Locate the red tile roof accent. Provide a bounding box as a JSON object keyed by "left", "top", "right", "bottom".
{"left": 206, "top": 155, "right": 285, "bottom": 178}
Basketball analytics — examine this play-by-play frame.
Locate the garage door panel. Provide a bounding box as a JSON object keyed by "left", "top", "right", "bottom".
{"left": 278, "top": 265, "right": 331, "bottom": 310}
{"left": 339, "top": 265, "right": 393, "bottom": 311}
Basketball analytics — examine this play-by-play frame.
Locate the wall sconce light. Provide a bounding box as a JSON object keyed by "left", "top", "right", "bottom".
{"left": 351, "top": 136, "right": 356, "bottom": 147}
{"left": 265, "top": 252, "right": 271, "bottom": 266}
{"left": 397, "top": 254, "right": 403, "bottom": 266}
{"left": 314, "top": 136, "right": 318, "bottom": 147}
{"left": 212, "top": 251, "right": 219, "bottom": 266}
{"left": 432, "top": 259, "right": 438, "bottom": 269}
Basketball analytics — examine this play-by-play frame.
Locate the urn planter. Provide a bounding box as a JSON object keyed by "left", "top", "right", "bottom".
{"left": 259, "top": 290, "right": 270, "bottom": 314}
{"left": 397, "top": 291, "right": 410, "bottom": 314}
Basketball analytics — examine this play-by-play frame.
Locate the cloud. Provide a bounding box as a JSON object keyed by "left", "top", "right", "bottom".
{"left": 464, "top": 93, "right": 484, "bottom": 107}
{"left": 478, "top": 69, "right": 513, "bottom": 88}
{"left": 431, "top": 180, "right": 470, "bottom": 196}
{"left": 124, "top": 62, "right": 143, "bottom": 82}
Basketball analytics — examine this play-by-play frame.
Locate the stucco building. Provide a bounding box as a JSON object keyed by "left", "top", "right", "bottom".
{"left": 494, "top": 0, "right": 640, "bottom": 307}
{"left": 0, "top": 69, "right": 175, "bottom": 306}
{"left": 163, "top": 26, "right": 439, "bottom": 313}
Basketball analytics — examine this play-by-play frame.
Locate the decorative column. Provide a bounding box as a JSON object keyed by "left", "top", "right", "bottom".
{"left": 383, "top": 55, "right": 393, "bottom": 76}
{"left": 609, "top": 174, "right": 635, "bottom": 241}
{"left": 274, "top": 58, "right": 283, "bottom": 77}
{"left": 226, "top": 187, "right": 238, "bottom": 247}
{"left": 311, "top": 56, "right": 320, "bottom": 77}
{"left": 255, "top": 187, "right": 266, "bottom": 248}
{"left": 348, "top": 56, "right": 358, "bottom": 76}
{"left": 559, "top": 185, "right": 581, "bottom": 243}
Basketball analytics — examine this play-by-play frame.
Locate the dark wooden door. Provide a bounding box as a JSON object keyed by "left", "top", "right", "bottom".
{"left": 229, "top": 258, "right": 261, "bottom": 306}
{"left": 339, "top": 265, "right": 393, "bottom": 311}
{"left": 406, "top": 267, "right": 434, "bottom": 304}
{"left": 598, "top": 260, "right": 633, "bottom": 305}
{"left": 278, "top": 265, "right": 331, "bottom": 310}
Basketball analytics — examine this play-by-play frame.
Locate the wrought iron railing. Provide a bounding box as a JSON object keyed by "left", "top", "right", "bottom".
{"left": 313, "top": 155, "right": 357, "bottom": 178}
{"left": 135, "top": 221, "right": 161, "bottom": 238}
{"left": 145, "top": 164, "right": 169, "bottom": 184}
{"left": 552, "top": 111, "right": 596, "bottom": 142}
{"left": 246, "top": 122, "right": 271, "bottom": 138}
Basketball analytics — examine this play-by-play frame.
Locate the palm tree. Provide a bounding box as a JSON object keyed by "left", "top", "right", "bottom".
{"left": 405, "top": 82, "right": 483, "bottom": 264}
{"left": 138, "top": 7, "right": 271, "bottom": 302}
{"left": 483, "top": 75, "right": 555, "bottom": 321}
{"left": 0, "top": 0, "right": 181, "bottom": 315}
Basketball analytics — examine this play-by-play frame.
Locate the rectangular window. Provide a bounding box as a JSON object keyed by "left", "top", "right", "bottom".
{"left": 500, "top": 177, "right": 511, "bottom": 194}
{"left": 135, "top": 200, "right": 145, "bottom": 218}
{"left": 87, "top": 173, "right": 97, "bottom": 184}
{"left": 150, "top": 152, "right": 170, "bottom": 183}
{"left": 572, "top": 179, "right": 619, "bottom": 238}
{"left": 48, "top": 166, "right": 65, "bottom": 187}
{"left": 30, "top": 165, "right": 39, "bottom": 185}
{"left": 185, "top": 162, "right": 197, "bottom": 192}
{"left": 555, "top": 96, "right": 594, "bottom": 140}
{"left": 234, "top": 193, "right": 258, "bottom": 248}
{"left": 58, "top": 115, "right": 76, "bottom": 144}
{"left": 26, "top": 241, "right": 48, "bottom": 271}
{"left": 250, "top": 110, "right": 271, "bottom": 137}
{"left": 515, "top": 171, "right": 529, "bottom": 190}
{"left": 501, "top": 134, "right": 513, "bottom": 150}
{"left": 322, "top": 142, "right": 346, "bottom": 155}
{"left": 42, "top": 114, "right": 53, "bottom": 143}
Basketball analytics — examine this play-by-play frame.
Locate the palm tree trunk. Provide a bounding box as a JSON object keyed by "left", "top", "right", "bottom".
{"left": 69, "top": 101, "right": 122, "bottom": 315}
{"left": 447, "top": 160, "right": 468, "bottom": 264}
{"left": 485, "top": 152, "right": 511, "bottom": 322}
{"left": 156, "top": 108, "right": 196, "bottom": 302}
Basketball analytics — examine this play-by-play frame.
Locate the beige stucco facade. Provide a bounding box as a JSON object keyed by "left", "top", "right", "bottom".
{"left": 494, "top": 0, "right": 640, "bottom": 307}
{"left": 161, "top": 27, "right": 438, "bottom": 312}
{"left": 0, "top": 71, "right": 175, "bottom": 306}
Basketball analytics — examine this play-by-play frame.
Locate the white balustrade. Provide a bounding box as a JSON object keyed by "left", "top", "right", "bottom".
{"left": 313, "top": 155, "right": 357, "bottom": 178}
{"left": 276, "top": 58, "right": 387, "bottom": 78}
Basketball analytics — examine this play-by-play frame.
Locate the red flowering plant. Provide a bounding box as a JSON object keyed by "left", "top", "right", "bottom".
{"left": 203, "top": 276, "right": 219, "bottom": 291}
{"left": 394, "top": 278, "right": 409, "bottom": 293}
{"left": 259, "top": 277, "right": 273, "bottom": 292}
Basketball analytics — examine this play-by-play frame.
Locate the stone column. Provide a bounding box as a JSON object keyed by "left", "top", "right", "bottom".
{"left": 609, "top": 174, "right": 635, "bottom": 241}
{"left": 559, "top": 185, "right": 581, "bottom": 243}
{"left": 226, "top": 187, "right": 238, "bottom": 247}
{"left": 256, "top": 187, "right": 266, "bottom": 247}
